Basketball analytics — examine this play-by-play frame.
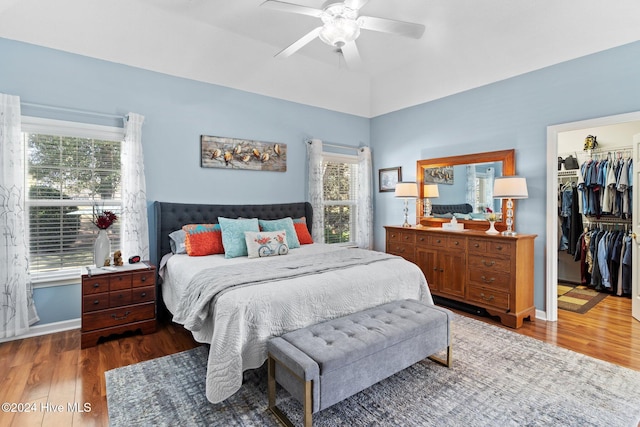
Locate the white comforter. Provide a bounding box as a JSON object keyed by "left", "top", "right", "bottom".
{"left": 162, "top": 244, "right": 431, "bottom": 403}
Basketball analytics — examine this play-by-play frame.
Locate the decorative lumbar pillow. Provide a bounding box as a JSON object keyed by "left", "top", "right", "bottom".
{"left": 258, "top": 217, "right": 300, "bottom": 249}
{"left": 169, "top": 229, "right": 187, "bottom": 254}
{"left": 293, "top": 222, "right": 313, "bottom": 245}
{"left": 244, "top": 230, "right": 289, "bottom": 259}
{"left": 218, "top": 217, "right": 260, "bottom": 258}
{"left": 182, "top": 224, "right": 223, "bottom": 256}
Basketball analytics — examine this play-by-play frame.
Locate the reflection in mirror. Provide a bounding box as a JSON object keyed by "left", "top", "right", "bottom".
{"left": 417, "top": 150, "right": 515, "bottom": 231}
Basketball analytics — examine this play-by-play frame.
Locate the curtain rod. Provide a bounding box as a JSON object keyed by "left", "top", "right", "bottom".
{"left": 21, "top": 101, "right": 126, "bottom": 121}
{"left": 305, "top": 139, "right": 367, "bottom": 152}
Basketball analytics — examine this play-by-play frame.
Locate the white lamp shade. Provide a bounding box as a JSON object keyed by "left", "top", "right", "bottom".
{"left": 423, "top": 184, "right": 440, "bottom": 198}
{"left": 395, "top": 182, "right": 418, "bottom": 198}
{"left": 493, "top": 176, "right": 528, "bottom": 199}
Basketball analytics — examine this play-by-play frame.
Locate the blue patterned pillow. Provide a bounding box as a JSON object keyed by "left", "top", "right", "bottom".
{"left": 218, "top": 217, "right": 260, "bottom": 258}
{"left": 258, "top": 217, "right": 300, "bottom": 249}
{"left": 244, "top": 231, "right": 289, "bottom": 259}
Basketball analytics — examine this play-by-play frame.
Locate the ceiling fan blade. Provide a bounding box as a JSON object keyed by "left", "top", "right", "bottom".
{"left": 340, "top": 41, "right": 364, "bottom": 71}
{"left": 275, "top": 27, "right": 322, "bottom": 58}
{"left": 344, "top": 0, "right": 370, "bottom": 10}
{"left": 260, "top": 0, "right": 323, "bottom": 18}
{"left": 359, "top": 15, "right": 425, "bottom": 39}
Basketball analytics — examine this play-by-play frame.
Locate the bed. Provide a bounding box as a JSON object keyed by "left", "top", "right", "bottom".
{"left": 153, "top": 201, "right": 432, "bottom": 403}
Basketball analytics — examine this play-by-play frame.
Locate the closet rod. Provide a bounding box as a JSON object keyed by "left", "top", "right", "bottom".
{"left": 21, "top": 101, "right": 126, "bottom": 121}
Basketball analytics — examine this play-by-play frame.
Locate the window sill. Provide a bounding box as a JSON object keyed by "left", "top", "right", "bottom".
{"left": 32, "top": 270, "right": 82, "bottom": 288}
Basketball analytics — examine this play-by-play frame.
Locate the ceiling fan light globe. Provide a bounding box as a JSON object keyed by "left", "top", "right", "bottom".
{"left": 319, "top": 17, "right": 361, "bottom": 47}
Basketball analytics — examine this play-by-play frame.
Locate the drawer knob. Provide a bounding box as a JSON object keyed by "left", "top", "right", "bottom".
{"left": 93, "top": 300, "right": 100, "bottom": 305}
{"left": 482, "top": 260, "right": 496, "bottom": 267}
{"left": 496, "top": 245, "right": 503, "bottom": 250}
{"left": 454, "top": 241, "right": 459, "bottom": 245}
{"left": 93, "top": 283, "right": 100, "bottom": 288}
{"left": 419, "top": 237, "right": 425, "bottom": 241}
{"left": 111, "top": 311, "right": 131, "bottom": 321}
{"left": 474, "top": 243, "right": 480, "bottom": 248}
{"left": 140, "top": 292, "right": 147, "bottom": 297}
{"left": 480, "top": 293, "right": 495, "bottom": 302}
{"left": 141, "top": 276, "right": 147, "bottom": 282}
{"left": 436, "top": 239, "right": 441, "bottom": 243}
{"left": 481, "top": 275, "right": 495, "bottom": 283}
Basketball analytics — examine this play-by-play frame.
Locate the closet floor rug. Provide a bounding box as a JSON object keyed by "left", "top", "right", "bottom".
{"left": 557, "top": 282, "right": 609, "bottom": 314}
{"left": 105, "top": 314, "right": 640, "bottom": 427}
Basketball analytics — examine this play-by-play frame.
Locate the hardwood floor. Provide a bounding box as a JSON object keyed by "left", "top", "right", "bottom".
{"left": 1, "top": 295, "right": 638, "bottom": 427}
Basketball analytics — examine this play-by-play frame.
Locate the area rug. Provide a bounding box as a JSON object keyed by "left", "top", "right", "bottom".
{"left": 105, "top": 314, "right": 640, "bottom": 426}
{"left": 557, "top": 282, "right": 609, "bottom": 314}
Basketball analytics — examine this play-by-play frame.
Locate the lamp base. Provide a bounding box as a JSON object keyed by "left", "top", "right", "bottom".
{"left": 402, "top": 222, "right": 412, "bottom": 228}
{"left": 501, "top": 230, "right": 518, "bottom": 236}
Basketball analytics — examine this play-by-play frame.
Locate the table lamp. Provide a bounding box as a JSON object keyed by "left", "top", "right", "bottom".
{"left": 423, "top": 184, "right": 439, "bottom": 217}
{"left": 493, "top": 176, "right": 528, "bottom": 236}
{"left": 395, "top": 182, "right": 418, "bottom": 227}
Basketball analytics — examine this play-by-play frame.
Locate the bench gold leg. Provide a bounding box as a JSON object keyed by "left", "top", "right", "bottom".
{"left": 267, "top": 354, "right": 313, "bottom": 427}
{"left": 428, "top": 345, "right": 452, "bottom": 368}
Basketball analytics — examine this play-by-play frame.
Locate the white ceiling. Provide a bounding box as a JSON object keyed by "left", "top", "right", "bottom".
{"left": 1, "top": 0, "right": 640, "bottom": 117}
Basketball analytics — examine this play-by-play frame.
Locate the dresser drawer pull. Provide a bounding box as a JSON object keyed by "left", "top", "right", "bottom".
{"left": 140, "top": 292, "right": 147, "bottom": 298}
{"left": 474, "top": 243, "right": 480, "bottom": 248}
{"left": 496, "top": 245, "right": 503, "bottom": 251}
{"left": 453, "top": 241, "right": 460, "bottom": 245}
{"left": 482, "top": 260, "right": 496, "bottom": 267}
{"left": 435, "top": 239, "right": 441, "bottom": 243}
{"left": 481, "top": 275, "right": 495, "bottom": 283}
{"left": 111, "top": 311, "right": 131, "bottom": 321}
{"left": 141, "top": 276, "right": 147, "bottom": 282}
{"left": 93, "top": 300, "right": 100, "bottom": 305}
{"left": 419, "top": 237, "right": 425, "bottom": 242}
{"left": 93, "top": 283, "right": 100, "bottom": 288}
{"left": 391, "top": 233, "right": 397, "bottom": 238}
{"left": 480, "top": 293, "right": 495, "bottom": 302}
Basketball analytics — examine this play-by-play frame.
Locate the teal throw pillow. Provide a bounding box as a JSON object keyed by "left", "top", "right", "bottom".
{"left": 258, "top": 217, "right": 300, "bottom": 249}
{"left": 218, "top": 217, "right": 260, "bottom": 258}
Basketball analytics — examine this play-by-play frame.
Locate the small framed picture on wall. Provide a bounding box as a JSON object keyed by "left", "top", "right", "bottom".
{"left": 379, "top": 166, "right": 402, "bottom": 192}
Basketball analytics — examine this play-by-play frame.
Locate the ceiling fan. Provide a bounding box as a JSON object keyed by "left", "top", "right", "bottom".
{"left": 261, "top": 0, "right": 425, "bottom": 70}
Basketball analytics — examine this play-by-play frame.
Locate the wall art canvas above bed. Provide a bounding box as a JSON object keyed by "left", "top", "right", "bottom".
{"left": 201, "top": 135, "right": 287, "bottom": 172}
{"left": 424, "top": 166, "right": 454, "bottom": 185}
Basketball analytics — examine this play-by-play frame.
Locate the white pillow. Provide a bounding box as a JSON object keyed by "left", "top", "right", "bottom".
{"left": 244, "top": 230, "right": 289, "bottom": 259}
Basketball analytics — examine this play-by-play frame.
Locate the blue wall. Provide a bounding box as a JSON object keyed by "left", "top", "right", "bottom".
{"left": 3, "top": 36, "right": 640, "bottom": 325}
{"left": 0, "top": 37, "right": 369, "bottom": 325}
{"left": 371, "top": 40, "right": 640, "bottom": 310}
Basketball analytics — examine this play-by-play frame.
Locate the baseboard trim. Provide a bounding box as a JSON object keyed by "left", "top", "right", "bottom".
{"left": 0, "top": 318, "right": 80, "bottom": 343}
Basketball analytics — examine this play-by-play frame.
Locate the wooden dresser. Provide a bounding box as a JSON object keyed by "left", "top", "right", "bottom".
{"left": 385, "top": 226, "right": 536, "bottom": 328}
{"left": 81, "top": 264, "right": 157, "bottom": 348}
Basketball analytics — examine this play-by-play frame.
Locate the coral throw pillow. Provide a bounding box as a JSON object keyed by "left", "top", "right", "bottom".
{"left": 293, "top": 222, "right": 313, "bottom": 245}
{"left": 182, "top": 224, "right": 224, "bottom": 256}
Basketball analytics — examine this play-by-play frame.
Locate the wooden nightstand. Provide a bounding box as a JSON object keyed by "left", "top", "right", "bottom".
{"left": 81, "top": 263, "right": 157, "bottom": 348}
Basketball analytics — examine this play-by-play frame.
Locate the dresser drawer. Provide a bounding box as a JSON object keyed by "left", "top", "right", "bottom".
{"left": 132, "top": 270, "right": 155, "bottom": 287}
{"left": 426, "top": 235, "right": 446, "bottom": 248}
{"left": 468, "top": 269, "right": 511, "bottom": 289}
{"left": 467, "top": 285, "right": 510, "bottom": 310}
{"left": 82, "top": 302, "right": 155, "bottom": 331}
{"left": 468, "top": 255, "right": 511, "bottom": 274}
{"left": 109, "top": 274, "right": 132, "bottom": 291}
{"left": 109, "top": 290, "right": 132, "bottom": 307}
{"left": 387, "top": 242, "right": 415, "bottom": 260}
{"left": 468, "top": 238, "right": 488, "bottom": 254}
{"left": 132, "top": 286, "right": 155, "bottom": 304}
{"left": 82, "top": 277, "right": 109, "bottom": 295}
{"left": 446, "top": 236, "right": 466, "bottom": 250}
{"left": 83, "top": 293, "right": 109, "bottom": 312}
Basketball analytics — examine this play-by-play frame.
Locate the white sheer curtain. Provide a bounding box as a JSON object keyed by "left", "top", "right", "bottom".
{"left": 307, "top": 139, "right": 325, "bottom": 243}
{"left": 465, "top": 164, "right": 477, "bottom": 210}
{"left": 0, "top": 93, "right": 39, "bottom": 338}
{"left": 121, "top": 113, "right": 149, "bottom": 260}
{"left": 356, "top": 146, "right": 373, "bottom": 249}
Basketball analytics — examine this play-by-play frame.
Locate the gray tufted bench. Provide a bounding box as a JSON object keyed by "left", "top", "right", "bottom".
{"left": 267, "top": 299, "right": 452, "bottom": 427}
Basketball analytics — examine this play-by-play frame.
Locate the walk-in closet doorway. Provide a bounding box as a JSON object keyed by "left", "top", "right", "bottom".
{"left": 546, "top": 111, "right": 640, "bottom": 323}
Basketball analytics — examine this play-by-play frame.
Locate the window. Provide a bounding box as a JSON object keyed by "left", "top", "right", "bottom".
{"left": 22, "top": 117, "right": 124, "bottom": 282}
{"left": 322, "top": 153, "right": 359, "bottom": 244}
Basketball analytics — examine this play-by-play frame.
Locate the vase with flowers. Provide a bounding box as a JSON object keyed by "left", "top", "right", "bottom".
{"left": 93, "top": 207, "right": 117, "bottom": 266}
{"left": 485, "top": 212, "right": 498, "bottom": 235}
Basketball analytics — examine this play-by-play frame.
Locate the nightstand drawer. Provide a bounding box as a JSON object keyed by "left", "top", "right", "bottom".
{"left": 132, "top": 286, "right": 155, "bottom": 304}
{"left": 82, "top": 277, "right": 109, "bottom": 295}
{"left": 132, "top": 270, "right": 155, "bottom": 287}
{"left": 109, "top": 290, "right": 132, "bottom": 307}
{"left": 83, "top": 293, "right": 109, "bottom": 312}
{"left": 82, "top": 302, "right": 155, "bottom": 331}
{"left": 109, "top": 274, "right": 132, "bottom": 291}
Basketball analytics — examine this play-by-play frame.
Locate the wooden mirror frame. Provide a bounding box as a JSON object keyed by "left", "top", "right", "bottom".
{"left": 416, "top": 149, "right": 515, "bottom": 231}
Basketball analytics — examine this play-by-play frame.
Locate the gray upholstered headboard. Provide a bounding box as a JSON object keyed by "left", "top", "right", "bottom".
{"left": 152, "top": 201, "right": 313, "bottom": 269}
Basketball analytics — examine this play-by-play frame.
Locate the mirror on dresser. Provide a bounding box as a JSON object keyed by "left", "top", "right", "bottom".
{"left": 416, "top": 149, "right": 515, "bottom": 231}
